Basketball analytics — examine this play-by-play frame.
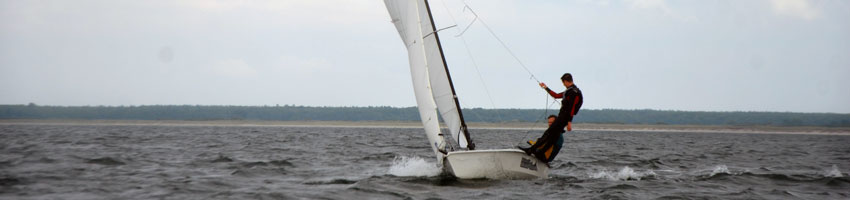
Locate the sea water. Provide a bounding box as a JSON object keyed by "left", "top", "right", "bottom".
{"left": 1, "top": 124, "right": 848, "bottom": 199}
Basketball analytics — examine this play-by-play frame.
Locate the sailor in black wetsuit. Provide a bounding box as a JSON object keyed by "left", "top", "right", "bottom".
{"left": 521, "top": 73, "right": 583, "bottom": 163}
{"left": 526, "top": 115, "right": 564, "bottom": 163}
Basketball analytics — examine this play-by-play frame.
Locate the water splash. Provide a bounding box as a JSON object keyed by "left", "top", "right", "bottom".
{"left": 589, "top": 166, "right": 656, "bottom": 181}
{"left": 710, "top": 165, "right": 730, "bottom": 177}
{"left": 387, "top": 156, "right": 441, "bottom": 177}
{"left": 825, "top": 165, "right": 843, "bottom": 177}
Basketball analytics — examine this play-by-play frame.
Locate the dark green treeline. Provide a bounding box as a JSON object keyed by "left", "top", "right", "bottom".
{"left": 1, "top": 104, "right": 849, "bottom": 127}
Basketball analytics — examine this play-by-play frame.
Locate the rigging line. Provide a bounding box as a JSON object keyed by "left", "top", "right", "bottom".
{"left": 439, "top": 0, "right": 504, "bottom": 123}
{"left": 454, "top": 5, "right": 477, "bottom": 37}
{"left": 460, "top": 2, "right": 541, "bottom": 84}
{"left": 516, "top": 92, "right": 552, "bottom": 146}
{"left": 441, "top": 132, "right": 459, "bottom": 152}
{"left": 457, "top": 38, "right": 504, "bottom": 123}
{"left": 457, "top": 101, "right": 491, "bottom": 129}
{"left": 423, "top": 25, "right": 457, "bottom": 38}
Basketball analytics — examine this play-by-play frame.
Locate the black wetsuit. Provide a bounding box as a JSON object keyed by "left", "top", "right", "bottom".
{"left": 527, "top": 84, "right": 583, "bottom": 163}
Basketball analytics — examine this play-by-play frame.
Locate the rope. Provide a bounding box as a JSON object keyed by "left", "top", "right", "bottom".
{"left": 459, "top": 2, "right": 541, "bottom": 84}
{"left": 514, "top": 92, "right": 557, "bottom": 147}
{"left": 436, "top": 1, "right": 560, "bottom": 146}
{"left": 439, "top": 0, "right": 504, "bottom": 123}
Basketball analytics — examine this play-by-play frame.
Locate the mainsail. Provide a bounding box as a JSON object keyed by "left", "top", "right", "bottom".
{"left": 384, "top": 0, "right": 474, "bottom": 163}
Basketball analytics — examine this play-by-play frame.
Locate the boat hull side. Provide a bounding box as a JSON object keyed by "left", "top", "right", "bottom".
{"left": 445, "top": 149, "right": 549, "bottom": 179}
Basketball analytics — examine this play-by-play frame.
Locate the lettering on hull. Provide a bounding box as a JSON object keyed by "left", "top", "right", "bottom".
{"left": 520, "top": 157, "right": 538, "bottom": 171}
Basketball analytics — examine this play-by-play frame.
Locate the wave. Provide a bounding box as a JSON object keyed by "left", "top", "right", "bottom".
{"left": 825, "top": 165, "right": 843, "bottom": 177}
{"left": 386, "top": 156, "right": 440, "bottom": 177}
{"left": 85, "top": 157, "right": 125, "bottom": 165}
{"left": 210, "top": 153, "right": 234, "bottom": 163}
{"left": 634, "top": 157, "right": 666, "bottom": 169}
{"left": 303, "top": 178, "right": 358, "bottom": 185}
{"left": 604, "top": 183, "right": 639, "bottom": 190}
{"left": 709, "top": 164, "right": 731, "bottom": 177}
{"left": 694, "top": 164, "right": 743, "bottom": 180}
{"left": 0, "top": 176, "right": 22, "bottom": 186}
{"left": 767, "top": 189, "right": 798, "bottom": 198}
{"left": 588, "top": 166, "right": 656, "bottom": 181}
{"left": 227, "top": 158, "right": 294, "bottom": 177}
{"left": 240, "top": 160, "right": 294, "bottom": 168}
{"left": 230, "top": 167, "right": 287, "bottom": 177}
{"left": 696, "top": 164, "right": 850, "bottom": 186}
{"left": 360, "top": 152, "right": 396, "bottom": 161}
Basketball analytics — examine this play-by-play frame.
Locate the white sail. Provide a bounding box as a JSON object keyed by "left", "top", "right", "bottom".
{"left": 385, "top": 0, "right": 471, "bottom": 155}
{"left": 384, "top": 0, "right": 446, "bottom": 163}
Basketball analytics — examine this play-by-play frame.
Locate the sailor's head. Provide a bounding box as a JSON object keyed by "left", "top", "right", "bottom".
{"left": 561, "top": 73, "right": 574, "bottom": 87}
{"left": 547, "top": 115, "right": 557, "bottom": 126}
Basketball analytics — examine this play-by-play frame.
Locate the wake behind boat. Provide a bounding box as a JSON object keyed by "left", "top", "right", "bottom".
{"left": 384, "top": 0, "right": 548, "bottom": 179}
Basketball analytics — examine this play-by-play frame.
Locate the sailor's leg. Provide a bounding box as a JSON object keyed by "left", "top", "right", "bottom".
{"left": 545, "top": 135, "right": 565, "bottom": 162}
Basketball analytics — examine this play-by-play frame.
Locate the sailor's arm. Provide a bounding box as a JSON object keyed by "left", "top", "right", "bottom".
{"left": 538, "top": 83, "right": 564, "bottom": 98}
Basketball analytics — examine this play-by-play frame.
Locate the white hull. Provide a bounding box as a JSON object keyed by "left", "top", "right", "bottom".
{"left": 444, "top": 149, "right": 549, "bottom": 179}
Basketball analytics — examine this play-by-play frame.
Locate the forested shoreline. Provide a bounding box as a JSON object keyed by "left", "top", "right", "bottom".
{"left": 1, "top": 104, "right": 848, "bottom": 127}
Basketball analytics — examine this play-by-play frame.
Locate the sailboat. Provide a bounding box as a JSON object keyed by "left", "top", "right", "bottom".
{"left": 384, "top": 0, "right": 549, "bottom": 179}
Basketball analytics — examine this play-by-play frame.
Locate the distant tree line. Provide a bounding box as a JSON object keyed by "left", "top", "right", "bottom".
{"left": 1, "top": 104, "right": 849, "bottom": 127}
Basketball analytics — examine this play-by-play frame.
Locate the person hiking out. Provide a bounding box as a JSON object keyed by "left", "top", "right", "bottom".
{"left": 526, "top": 115, "right": 565, "bottom": 163}
{"left": 521, "top": 73, "right": 583, "bottom": 163}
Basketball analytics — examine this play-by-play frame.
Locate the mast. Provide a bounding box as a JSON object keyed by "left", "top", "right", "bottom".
{"left": 423, "top": 0, "right": 475, "bottom": 150}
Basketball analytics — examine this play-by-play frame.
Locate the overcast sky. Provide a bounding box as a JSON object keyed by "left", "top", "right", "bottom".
{"left": 1, "top": 0, "right": 848, "bottom": 113}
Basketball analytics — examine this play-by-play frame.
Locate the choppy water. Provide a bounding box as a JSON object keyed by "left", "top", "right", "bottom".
{"left": 1, "top": 124, "right": 848, "bottom": 199}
